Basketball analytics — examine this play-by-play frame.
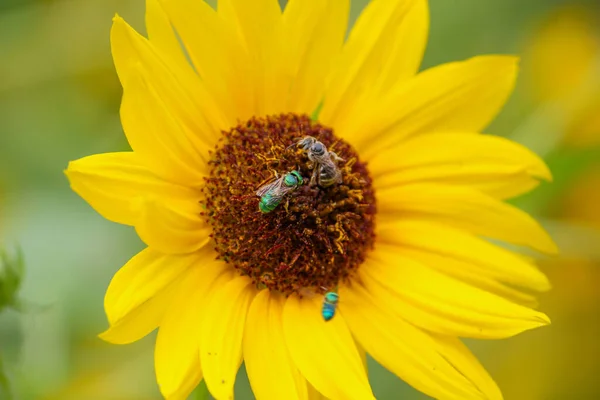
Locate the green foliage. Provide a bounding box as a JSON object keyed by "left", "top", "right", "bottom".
{"left": 192, "top": 380, "right": 211, "bottom": 400}
{"left": 0, "top": 248, "right": 21, "bottom": 400}
{"left": 310, "top": 100, "right": 324, "bottom": 122}
{"left": 511, "top": 145, "right": 600, "bottom": 213}
{"left": 0, "top": 354, "right": 11, "bottom": 400}
{"left": 0, "top": 247, "right": 24, "bottom": 313}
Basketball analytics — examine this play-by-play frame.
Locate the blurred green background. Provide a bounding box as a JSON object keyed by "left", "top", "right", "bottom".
{"left": 1, "top": 0, "right": 600, "bottom": 399}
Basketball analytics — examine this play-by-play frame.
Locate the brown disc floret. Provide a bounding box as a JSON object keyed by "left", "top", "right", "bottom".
{"left": 202, "top": 113, "right": 376, "bottom": 296}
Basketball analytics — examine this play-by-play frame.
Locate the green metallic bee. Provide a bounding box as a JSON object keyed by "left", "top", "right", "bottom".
{"left": 321, "top": 290, "right": 339, "bottom": 322}
{"left": 256, "top": 170, "right": 303, "bottom": 213}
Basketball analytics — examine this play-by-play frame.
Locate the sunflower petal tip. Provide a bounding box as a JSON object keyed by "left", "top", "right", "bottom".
{"left": 535, "top": 312, "right": 551, "bottom": 326}
{"left": 539, "top": 276, "right": 552, "bottom": 292}
{"left": 204, "top": 383, "right": 233, "bottom": 400}
{"left": 536, "top": 229, "right": 560, "bottom": 255}
{"left": 546, "top": 239, "right": 560, "bottom": 255}
{"left": 97, "top": 329, "right": 111, "bottom": 342}
{"left": 537, "top": 161, "right": 553, "bottom": 181}
{"left": 98, "top": 325, "right": 128, "bottom": 345}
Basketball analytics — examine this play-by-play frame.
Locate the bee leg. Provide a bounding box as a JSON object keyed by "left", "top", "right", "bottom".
{"left": 309, "top": 167, "right": 319, "bottom": 187}
{"left": 329, "top": 151, "right": 344, "bottom": 162}
{"left": 284, "top": 198, "right": 290, "bottom": 214}
{"left": 344, "top": 157, "right": 357, "bottom": 168}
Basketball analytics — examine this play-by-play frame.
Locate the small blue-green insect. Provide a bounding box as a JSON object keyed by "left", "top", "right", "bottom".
{"left": 321, "top": 291, "right": 339, "bottom": 322}
{"left": 256, "top": 170, "right": 303, "bottom": 213}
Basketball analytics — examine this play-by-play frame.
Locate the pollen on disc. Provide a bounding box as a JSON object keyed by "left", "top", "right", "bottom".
{"left": 202, "top": 114, "right": 376, "bottom": 296}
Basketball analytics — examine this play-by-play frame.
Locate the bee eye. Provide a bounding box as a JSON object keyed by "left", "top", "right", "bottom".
{"left": 312, "top": 143, "right": 325, "bottom": 154}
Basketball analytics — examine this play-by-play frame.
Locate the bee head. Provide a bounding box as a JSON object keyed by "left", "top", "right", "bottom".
{"left": 284, "top": 170, "right": 304, "bottom": 187}
{"left": 324, "top": 292, "right": 339, "bottom": 303}
{"left": 311, "top": 142, "right": 326, "bottom": 156}
{"left": 297, "top": 136, "right": 316, "bottom": 150}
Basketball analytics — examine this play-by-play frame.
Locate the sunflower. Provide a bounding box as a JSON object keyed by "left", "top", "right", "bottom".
{"left": 65, "top": 0, "right": 558, "bottom": 399}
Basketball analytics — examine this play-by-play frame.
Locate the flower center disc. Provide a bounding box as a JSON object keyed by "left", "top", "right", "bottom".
{"left": 202, "top": 114, "right": 376, "bottom": 296}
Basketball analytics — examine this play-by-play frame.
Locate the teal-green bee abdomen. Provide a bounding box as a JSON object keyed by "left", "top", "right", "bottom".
{"left": 322, "top": 303, "right": 336, "bottom": 321}
{"left": 259, "top": 194, "right": 279, "bottom": 213}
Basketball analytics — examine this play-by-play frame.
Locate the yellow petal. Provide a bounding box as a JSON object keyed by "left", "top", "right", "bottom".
{"left": 369, "top": 132, "right": 551, "bottom": 199}
{"left": 361, "top": 253, "right": 550, "bottom": 338}
{"left": 377, "top": 220, "right": 551, "bottom": 291}
{"left": 112, "top": 16, "right": 221, "bottom": 185}
{"left": 134, "top": 195, "right": 210, "bottom": 255}
{"left": 200, "top": 276, "right": 256, "bottom": 400}
{"left": 341, "top": 283, "right": 486, "bottom": 399}
{"left": 307, "top": 384, "right": 327, "bottom": 400}
{"left": 162, "top": 375, "right": 204, "bottom": 400}
{"left": 100, "top": 259, "right": 188, "bottom": 344}
{"left": 114, "top": 14, "right": 228, "bottom": 139}
{"left": 343, "top": 56, "right": 519, "bottom": 158}
{"left": 104, "top": 247, "right": 201, "bottom": 324}
{"left": 320, "top": 0, "right": 419, "bottom": 125}
{"left": 99, "top": 284, "right": 175, "bottom": 345}
{"left": 218, "top": 0, "right": 286, "bottom": 116}
{"left": 392, "top": 245, "right": 539, "bottom": 308}
{"left": 158, "top": 0, "right": 252, "bottom": 122}
{"left": 283, "top": 0, "right": 349, "bottom": 114}
{"left": 244, "top": 290, "right": 308, "bottom": 400}
{"left": 145, "top": 0, "right": 191, "bottom": 79}
{"left": 429, "top": 334, "right": 503, "bottom": 400}
{"left": 66, "top": 152, "right": 210, "bottom": 254}
{"left": 356, "top": 342, "right": 368, "bottom": 377}
{"left": 66, "top": 152, "right": 198, "bottom": 226}
{"left": 218, "top": 0, "right": 281, "bottom": 50}
{"left": 155, "top": 261, "right": 230, "bottom": 399}
{"left": 282, "top": 295, "right": 374, "bottom": 400}
{"left": 118, "top": 70, "right": 206, "bottom": 186}
{"left": 378, "top": 183, "right": 557, "bottom": 254}
{"left": 367, "top": 0, "right": 429, "bottom": 94}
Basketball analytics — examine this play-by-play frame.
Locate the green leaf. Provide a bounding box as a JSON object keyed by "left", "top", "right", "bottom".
{"left": 0, "top": 354, "right": 11, "bottom": 400}
{"left": 310, "top": 100, "right": 324, "bottom": 121}
{"left": 510, "top": 145, "right": 600, "bottom": 214}
{"left": 0, "top": 247, "right": 25, "bottom": 313}
{"left": 193, "top": 380, "right": 211, "bottom": 400}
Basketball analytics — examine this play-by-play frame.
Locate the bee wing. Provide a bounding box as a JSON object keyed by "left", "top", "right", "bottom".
{"left": 256, "top": 176, "right": 285, "bottom": 197}
{"left": 319, "top": 156, "right": 338, "bottom": 171}
{"left": 277, "top": 183, "right": 299, "bottom": 197}
{"left": 262, "top": 190, "right": 286, "bottom": 206}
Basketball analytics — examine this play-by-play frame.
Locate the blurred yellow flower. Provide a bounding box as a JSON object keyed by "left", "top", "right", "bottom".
{"left": 490, "top": 166, "right": 600, "bottom": 400}
{"left": 524, "top": 5, "right": 600, "bottom": 147}
{"left": 561, "top": 165, "right": 600, "bottom": 229}
{"left": 66, "top": 0, "right": 557, "bottom": 399}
